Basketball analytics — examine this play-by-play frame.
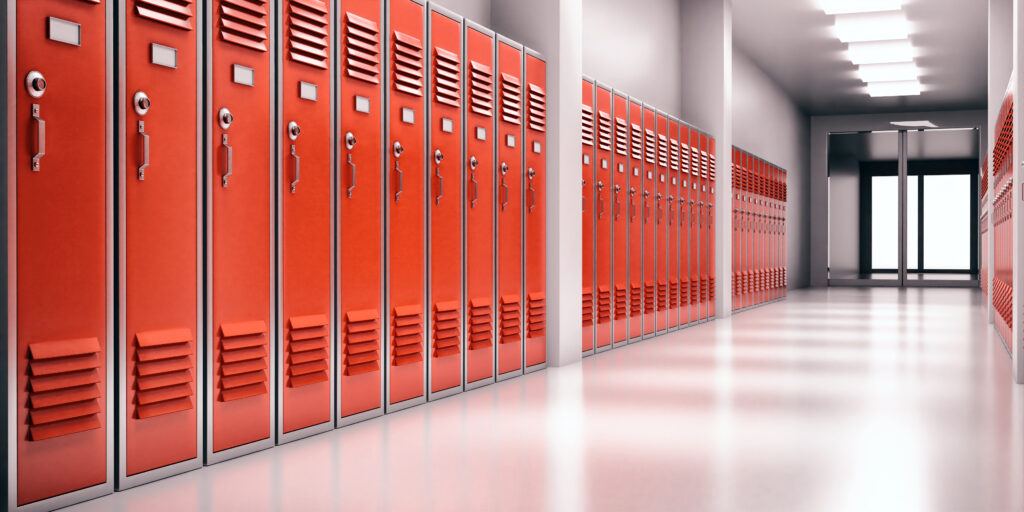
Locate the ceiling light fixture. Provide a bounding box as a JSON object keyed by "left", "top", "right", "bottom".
{"left": 890, "top": 120, "right": 938, "bottom": 128}
{"left": 867, "top": 80, "right": 922, "bottom": 97}
{"left": 833, "top": 11, "right": 910, "bottom": 42}
{"left": 820, "top": 0, "right": 904, "bottom": 15}
{"left": 847, "top": 40, "right": 915, "bottom": 65}
{"left": 857, "top": 62, "right": 919, "bottom": 82}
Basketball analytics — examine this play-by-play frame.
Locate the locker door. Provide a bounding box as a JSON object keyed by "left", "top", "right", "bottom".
{"left": 523, "top": 50, "right": 547, "bottom": 370}
{"left": 10, "top": 0, "right": 113, "bottom": 507}
{"left": 386, "top": 0, "right": 427, "bottom": 409}
{"left": 678, "top": 130, "right": 691, "bottom": 325}
{"left": 687, "top": 128, "right": 700, "bottom": 323}
{"left": 708, "top": 136, "right": 717, "bottom": 318}
{"left": 755, "top": 158, "right": 763, "bottom": 306}
{"left": 782, "top": 169, "right": 788, "bottom": 296}
{"left": 698, "top": 132, "right": 710, "bottom": 320}
{"left": 627, "top": 99, "right": 644, "bottom": 341}
{"left": 278, "top": 0, "right": 333, "bottom": 440}
{"left": 593, "top": 85, "right": 613, "bottom": 350}
{"left": 427, "top": 6, "right": 463, "bottom": 397}
{"left": 120, "top": 0, "right": 201, "bottom": 486}
{"left": 667, "top": 118, "right": 681, "bottom": 330}
{"left": 208, "top": 0, "right": 275, "bottom": 459}
{"left": 338, "top": 1, "right": 384, "bottom": 423}
{"left": 731, "top": 149, "right": 740, "bottom": 310}
{"left": 641, "top": 106, "right": 656, "bottom": 337}
{"left": 743, "top": 154, "right": 752, "bottom": 308}
{"left": 496, "top": 38, "right": 524, "bottom": 378}
{"left": 655, "top": 113, "right": 669, "bottom": 332}
{"left": 580, "top": 79, "right": 595, "bottom": 355}
{"left": 611, "top": 93, "right": 630, "bottom": 346}
{"left": 463, "top": 23, "right": 496, "bottom": 388}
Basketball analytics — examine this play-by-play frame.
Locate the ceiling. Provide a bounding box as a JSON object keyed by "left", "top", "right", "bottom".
{"left": 732, "top": 0, "right": 988, "bottom": 116}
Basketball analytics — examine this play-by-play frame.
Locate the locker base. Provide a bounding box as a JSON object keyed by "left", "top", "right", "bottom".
{"left": 496, "top": 369, "right": 524, "bottom": 382}
{"left": 583, "top": 348, "right": 597, "bottom": 358}
{"left": 385, "top": 395, "right": 427, "bottom": 414}
{"left": 428, "top": 384, "right": 463, "bottom": 402}
{"left": 612, "top": 340, "right": 629, "bottom": 348}
{"left": 595, "top": 344, "right": 612, "bottom": 354}
{"left": 277, "top": 419, "right": 334, "bottom": 445}
{"left": 524, "top": 362, "right": 547, "bottom": 374}
{"left": 205, "top": 436, "right": 275, "bottom": 466}
{"left": 627, "top": 335, "right": 644, "bottom": 344}
{"left": 464, "top": 375, "right": 496, "bottom": 391}
{"left": 11, "top": 479, "right": 113, "bottom": 512}
{"left": 117, "top": 455, "right": 202, "bottom": 491}
{"left": 732, "top": 296, "right": 785, "bottom": 314}
{"left": 336, "top": 406, "right": 385, "bottom": 428}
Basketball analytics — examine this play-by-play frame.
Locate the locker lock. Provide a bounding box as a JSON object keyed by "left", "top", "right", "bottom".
{"left": 25, "top": 71, "right": 46, "bottom": 98}
{"left": 393, "top": 141, "right": 404, "bottom": 158}
{"left": 470, "top": 156, "right": 479, "bottom": 170}
{"left": 133, "top": 91, "right": 151, "bottom": 116}
{"left": 288, "top": 121, "right": 301, "bottom": 141}
{"left": 434, "top": 149, "right": 444, "bottom": 164}
{"left": 218, "top": 108, "right": 234, "bottom": 129}
{"left": 345, "top": 132, "right": 357, "bottom": 150}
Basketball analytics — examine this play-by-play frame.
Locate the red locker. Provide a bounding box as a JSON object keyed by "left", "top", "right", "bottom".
{"left": 755, "top": 158, "right": 764, "bottom": 306}
{"left": 207, "top": 0, "right": 275, "bottom": 460}
{"left": 496, "top": 37, "right": 524, "bottom": 378}
{"left": 386, "top": 0, "right": 427, "bottom": 409}
{"left": 119, "top": 0, "right": 201, "bottom": 487}
{"left": 655, "top": 112, "right": 669, "bottom": 332}
{"left": 707, "top": 136, "right": 717, "bottom": 318}
{"left": 731, "top": 149, "right": 741, "bottom": 310}
{"left": 641, "top": 106, "right": 656, "bottom": 337}
{"left": 9, "top": 1, "right": 113, "bottom": 507}
{"left": 667, "top": 118, "right": 681, "bottom": 330}
{"left": 523, "top": 50, "right": 547, "bottom": 370}
{"left": 427, "top": 6, "right": 463, "bottom": 397}
{"left": 581, "top": 78, "right": 595, "bottom": 355}
{"left": 338, "top": 0, "right": 385, "bottom": 423}
{"left": 627, "top": 99, "right": 644, "bottom": 341}
{"left": 678, "top": 129, "right": 691, "bottom": 325}
{"left": 687, "top": 128, "right": 701, "bottom": 323}
{"left": 697, "top": 131, "right": 709, "bottom": 321}
{"left": 611, "top": 92, "right": 630, "bottom": 346}
{"left": 463, "top": 22, "right": 496, "bottom": 389}
{"left": 277, "top": 0, "right": 333, "bottom": 440}
{"left": 593, "top": 84, "right": 613, "bottom": 350}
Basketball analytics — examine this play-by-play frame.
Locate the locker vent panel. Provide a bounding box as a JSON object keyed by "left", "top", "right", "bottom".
{"left": 26, "top": 338, "right": 103, "bottom": 441}
{"left": 433, "top": 47, "right": 461, "bottom": 108}
{"left": 596, "top": 287, "right": 611, "bottom": 324}
{"left": 287, "top": 314, "right": 329, "bottom": 387}
{"left": 614, "top": 285, "right": 628, "bottom": 320}
{"left": 709, "top": 154, "right": 717, "bottom": 181}
{"left": 217, "top": 321, "right": 269, "bottom": 401}
{"left": 657, "top": 280, "right": 667, "bottom": 311}
{"left": 690, "top": 146, "right": 700, "bottom": 179}
{"left": 134, "top": 328, "right": 194, "bottom": 419}
{"left": 597, "top": 111, "right": 612, "bottom": 151}
{"left": 500, "top": 72, "right": 522, "bottom": 125}
{"left": 681, "top": 144, "right": 691, "bottom": 175}
{"left": 657, "top": 134, "right": 668, "bottom": 168}
{"left": 581, "top": 105, "right": 595, "bottom": 147}
{"left": 690, "top": 280, "right": 699, "bottom": 305}
{"left": 644, "top": 129, "right": 656, "bottom": 165}
{"left": 499, "top": 295, "right": 522, "bottom": 344}
{"left": 669, "top": 282, "right": 679, "bottom": 310}
{"left": 614, "top": 118, "right": 628, "bottom": 156}
{"left": 680, "top": 279, "right": 689, "bottom": 308}
{"left": 468, "top": 298, "right": 494, "bottom": 350}
{"left": 629, "top": 284, "right": 642, "bottom": 317}
{"left": 288, "top": 0, "right": 329, "bottom": 69}
{"left": 527, "top": 293, "right": 546, "bottom": 337}
{"left": 700, "top": 151, "right": 709, "bottom": 179}
{"left": 469, "top": 61, "right": 494, "bottom": 117}
{"left": 669, "top": 139, "right": 680, "bottom": 170}
{"left": 344, "top": 309, "right": 381, "bottom": 376}
{"left": 135, "top": 0, "right": 194, "bottom": 30}
{"left": 392, "top": 305, "right": 424, "bottom": 366}
{"left": 581, "top": 287, "right": 594, "bottom": 327}
{"left": 345, "top": 12, "right": 381, "bottom": 84}
{"left": 219, "top": 0, "right": 269, "bottom": 52}
{"left": 393, "top": 31, "right": 424, "bottom": 97}
{"left": 432, "top": 302, "right": 461, "bottom": 358}
{"left": 528, "top": 84, "right": 546, "bottom": 132}
{"left": 630, "top": 124, "right": 643, "bottom": 161}
{"left": 644, "top": 282, "right": 655, "bottom": 314}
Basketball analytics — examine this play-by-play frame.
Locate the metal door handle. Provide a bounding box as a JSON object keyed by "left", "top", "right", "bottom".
{"left": 469, "top": 156, "right": 479, "bottom": 208}
{"left": 500, "top": 162, "right": 509, "bottom": 211}
{"left": 221, "top": 134, "right": 233, "bottom": 187}
{"left": 643, "top": 190, "right": 650, "bottom": 222}
{"left": 346, "top": 132, "right": 357, "bottom": 197}
{"left": 393, "top": 141, "right": 404, "bottom": 202}
{"left": 656, "top": 193, "right": 662, "bottom": 224}
{"left": 528, "top": 168, "right": 536, "bottom": 213}
{"left": 596, "top": 181, "right": 604, "bottom": 218}
{"left": 31, "top": 104, "right": 44, "bottom": 171}
{"left": 690, "top": 200, "right": 696, "bottom": 225}
{"left": 629, "top": 187, "right": 636, "bottom": 223}
{"left": 290, "top": 144, "right": 300, "bottom": 193}
{"left": 614, "top": 184, "right": 622, "bottom": 220}
{"left": 668, "top": 195, "right": 674, "bottom": 225}
{"left": 137, "top": 120, "right": 150, "bottom": 180}
{"left": 434, "top": 149, "right": 444, "bottom": 205}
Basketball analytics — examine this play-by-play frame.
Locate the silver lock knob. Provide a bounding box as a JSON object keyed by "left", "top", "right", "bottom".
{"left": 288, "top": 121, "right": 301, "bottom": 141}
{"left": 134, "top": 91, "right": 151, "bottom": 116}
{"left": 345, "top": 132, "right": 357, "bottom": 150}
{"left": 469, "top": 156, "right": 479, "bottom": 170}
{"left": 393, "top": 141, "right": 404, "bottom": 158}
{"left": 218, "top": 108, "right": 234, "bottom": 129}
{"left": 25, "top": 71, "right": 46, "bottom": 98}
{"left": 434, "top": 149, "right": 444, "bottom": 164}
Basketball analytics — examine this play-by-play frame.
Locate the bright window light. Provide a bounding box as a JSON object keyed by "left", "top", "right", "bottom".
{"left": 820, "top": 0, "right": 904, "bottom": 15}
{"left": 847, "top": 40, "right": 915, "bottom": 65}
{"left": 858, "top": 62, "right": 919, "bottom": 82}
{"left": 866, "top": 80, "right": 922, "bottom": 97}
{"left": 833, "top": 12, "right": 910, "bottom": 42}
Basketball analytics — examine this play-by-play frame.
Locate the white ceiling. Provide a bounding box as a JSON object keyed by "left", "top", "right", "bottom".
{"left": 732, "top": 0, "right": 988, "bottom": 115}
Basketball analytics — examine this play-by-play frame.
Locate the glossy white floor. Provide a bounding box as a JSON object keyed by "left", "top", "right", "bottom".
{"left": 66, "top": 288, "right": 1024, "bottom": 512}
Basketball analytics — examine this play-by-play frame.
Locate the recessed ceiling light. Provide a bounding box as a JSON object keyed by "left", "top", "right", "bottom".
{"left": 833, "top": 11, "right": 910, "bottom": 42}
{"left": 858, "top": 62, "right": 919, "bottom": 82}
{"left": 891, "top": 120, "right": 938, "bottom": 128}
{"left": 867, "top": 80, "right": 922, "bottom": 97}
{"left": 847, "top": 40, "right": 915, "bottom": 64}
{"left": 820, "top": 0, "right": 904, "bottom": 15}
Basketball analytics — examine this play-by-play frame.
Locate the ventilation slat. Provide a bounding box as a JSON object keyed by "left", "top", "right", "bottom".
{"left": 289, "top": 0, "right": 329, "bottom": 69}
{"left": 393, "top": 31, "right": 424, "bottom": 97}
{"left": 434, "top": 47, "right": 461, "bottom": 108}
{"left": 501, "top": 73, "right": 522, "bottom": 125}
{"left": 529, "top": 83, "right": 546, "bottom": 132}
{"left": 219, "top": 0, "right": 269, "bottom": 52}
{"left": 597, "top": 111, "right": 612, "bottom": 151}
{"left": 582, "top": 105, "right": 595, "bottom": 147}
{"left": 345, "top": 12, "right": 381, "bottom": 84}
{"left": 615, "top": 118, "right": 628, "bottom": 156}
{"left": 136, "top": 0, "right": 194, "bottom": 30}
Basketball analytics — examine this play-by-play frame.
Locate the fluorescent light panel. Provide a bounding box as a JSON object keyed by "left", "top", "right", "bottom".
{"left": 847, "top": 40, "right": 915, "bottom": 65}
{"left": 833, "top": 11, "right": 910, "bottom": 42}
{"left": 858, "top": 62, "right": 918, "bottom": 82}
{"left": 867, "top": 80, "right": 922, "bottom": 97}
{"left": 820, "top": 0, "right": 904, "bottom": 15}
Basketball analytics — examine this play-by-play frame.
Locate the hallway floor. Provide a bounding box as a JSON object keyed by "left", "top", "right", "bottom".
{"left": 67, "top": 288, "right": 1024, "bottom": 512}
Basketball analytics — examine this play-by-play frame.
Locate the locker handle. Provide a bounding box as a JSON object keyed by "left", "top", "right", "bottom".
{"left": 434, "top": 150, "right": 444, "bottom": 205}
{"left": 31, "top": 104, "right": 44, "bottom": 172}
{"left": 690, "top": 200, "right": 696, "bottom": 226}
{"left": 290, "top": 144, "right": 300, "bottom": 193}
{"left": 581, "top": 178, "right": 586, "bottom": 213}
{"left": 656, "top": 193, "right": 663, "bottom": 224}
{"left": 501, "top": 162, "right": 509, "bottom": 211}
{"left": 346, "top": 132, "right": 357, "bottom": 198}
{"left": 679, "top": 197, "right": 685, "bottom": 224}
{"left": 221, "top": 134, "right": 233, "bottom": 187}
{"left": 629, "top": 187, "right": 637, "bottom": 223}
{"left": 469, "top": 156, "right": 479, "bottom": 209}
{"left": 614, "top": 184, "right": 621, "bottom": 220}
{"left": 596, "top": 181, "right": 604, "bottom": 218}
{"left": 643, "top": 191, "right": 650, "bottom": 222}
{"left": 393, "top": 142, "right": 404, "bottom": 202}
{"left": 528, "top": 168, "right": 537, "bottom": 213}
{"left": 137, "top": 120, "right": 150, "bottom": 180}
{"left": 668, "top": 195, "right": 675, "bottom": 225}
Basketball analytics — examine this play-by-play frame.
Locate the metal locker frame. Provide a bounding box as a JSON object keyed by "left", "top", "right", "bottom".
{"left": 593, "top": 82, "right": 613, "bottom": 353}
{"left": 274, "top": 0, "right": 337, "bottom": 444}
{"left": 610, "top": 90, "right": 630, "bottom": 348}
{"left": 116, "top": 0, "right": 203, "bottom": 489}
{"left": 4, "top": 1, "right": 115, "bottom": 509}
{"left": 707, "top": 135, "right": 716, "bottom": 318}
{"left": 666, "top": 116, "right": 681, "bottom": 332}
{"left": 204, "top": 0, "right": 277, "bottom": 465}
{"left": 682, "top": 123, "right": 698, "bottom": 327}
{"left": 581, "top": 76, "right": 596, "bottom": 357}
{"left": 640, "top": 104, "right": 657, "bottom": 338}
{"left": 522, "top": 47, "right": 546, "bottom": 374}
{"left": 654, "top": 110, "right": 669, "bottom": 334}
{"left": 626, "top": 97, "right": 644, "bottom": 343}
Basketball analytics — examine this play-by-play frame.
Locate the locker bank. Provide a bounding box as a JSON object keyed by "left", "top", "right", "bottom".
{"left": 4, "top": 0, "right": 1024, "bottom": 511}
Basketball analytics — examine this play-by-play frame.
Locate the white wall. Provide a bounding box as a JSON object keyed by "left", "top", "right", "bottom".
{"left": 430, "top": 0, "right": 490, "bottom": 25}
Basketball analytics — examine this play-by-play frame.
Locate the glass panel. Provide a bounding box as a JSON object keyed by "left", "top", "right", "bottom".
{"left": 907, "top": 176, "right": 919, "bottom": 270}
{"left": 923, "top": 174, "right": 971, "bottom": 270}
{"left": 871, "top": 175, "right": 898, "bottom": 269}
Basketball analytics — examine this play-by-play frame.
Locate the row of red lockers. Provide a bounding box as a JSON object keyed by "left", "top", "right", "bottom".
{"left": 580, "top": 78, "right": 719, "bottom": 354}
{"left": 6, "top": 0, "right": 546, "bottom": 509}
{"left": 732, "top": 148, "right": 787, "bottom": 311}
{"left": 989, "top": 84, "right": 1014, "bottom": 345}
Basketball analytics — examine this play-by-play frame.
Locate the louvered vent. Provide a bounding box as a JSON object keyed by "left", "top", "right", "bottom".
{"left": 344, "top": 309, "right": 380, "bottom": 376}
{"left": 669, "top": 282, "right": 679, "bottom": 309}
{"left": 134, "top": 329, "right": 194, "bottom": 419}
{"left": 709, "top": 154, "right": 717, "bottom": 181}
{"left": 136, "top": 0, "right": 194, "bottom": 30}
{"left": 680, "top": 278, "right": 689, "bottom": 308}
{"left": 691, "top": 281, "right": 699, "bottom": 305}
{"left": 288, "top": 0, "right": 328, "bottom": 68}
{"left": 433, "top": 47, "right": 461, "bottom": 108}
{"left": 528, "top": 84, "right": 546, "bottom": 132}
{"left": 670, "top": 139, "right": 680, "bottom": 170}
{"left": 468, "top": 298, "right": 493, "bottom": 350}
{"left": 596, "top": 286, "right": 611, "bottom": 324}
{"left": 644, "top": 129, "right": 656, "bottom": 165}
{"left": 500, "top": 73, "right": 522, "bottom": 125}
{"left": 499, "top": 295, "right": 522, "bottom": 344}
{"left": 218, "top": 321, "right": 268, "bottom": 401}
{"left": 701, "top": 277, "right": 709, "bottom": 302}
{"left": 219, "top": 0, "right": 269, "bottom": 52}
{"left": 393, "top": 31, "right": 424, "bottom": 97}
{"left": 681, "top": 143, "right": 691, "bottom": 174}
{"left": 581, "top": 105, "right": 595, "bottom": 147}
{"left": 597, "top": 111, "right": 612, "bottom": 151}
{"left": 629, "top": 284, "right": 642, "bottom": 317}
{"left": 392, "top": 305, "right": 424, "bottom": 366}
{"left": 287, "top": 315, "right": 329, "bottom": 387}
{"left": 614, "top": 285, "right": 628, "bottom": 320}
{"left": 614, "top": 118, "right": 628, "bottom": 156}
{"left": 644, "top": 282, "right": 655, "bottom": 314}
{"left": 527, "top": 293, "right": 546, "bottom": 337}
{"left": 345, "top": 12, "right": 380, "bottom": 84}
{"left": 657, "top": 281, "right": 668, "bottom": 311}
{"left": 690, "top": 147, "right": 701, "bottom": 179}
{"left": 657, "top": 135, "right": 668, "bottom": 168}
{"left": 470, "top": 61, "right": 494, "bottom": 117}
{"left": 630, "top": 124, "right": 643, "bottom": 161}
{"left": 26, "top": 338, "right": 102, "bottom": 441}
{"left": 432, "top": 302, "right": 461, "bottom": 358}
{"left": 700, "top": 151, "right": 709, "bottom": 179}
{"left": 581, "top": 288, "right": 594, "bottom": 327}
